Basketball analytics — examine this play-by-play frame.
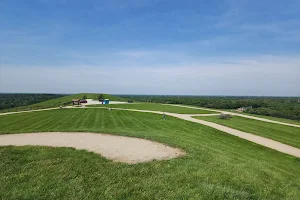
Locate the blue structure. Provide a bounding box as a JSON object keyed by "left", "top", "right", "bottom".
{"left": 104, "top": 99, "right": 110, "bottom": 104}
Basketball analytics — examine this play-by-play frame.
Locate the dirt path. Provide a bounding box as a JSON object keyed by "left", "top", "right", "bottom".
{"left": 183, "top": 116, "right": 300, "bottom": 158}
{"left": 0, "top": 132, "right": 185, "bottom": 164}
{"left": 167, "top": 104, "right": 300, "bottom": 128}
{"left": 85, "top": 99, "right": 132, "bottom": 105}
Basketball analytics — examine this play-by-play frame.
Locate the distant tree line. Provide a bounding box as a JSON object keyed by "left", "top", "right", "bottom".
{"left": 0, "top": 94, "right": 65, "bottom": 110}
{"left": 119, "top": 95, "right": 300, "bottom": 121}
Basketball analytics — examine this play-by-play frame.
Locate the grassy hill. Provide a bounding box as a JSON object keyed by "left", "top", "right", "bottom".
{"left": 1, "top": 108, "right": 300, "bottom": 199}
{"left": 29, "top": 93, "right": 127, "bottom": 106}
{"left": 0, "top": 93, "right": 127, "bottom": 113}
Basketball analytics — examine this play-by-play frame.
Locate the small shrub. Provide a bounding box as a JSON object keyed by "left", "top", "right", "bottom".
{"left": 219, "top": 113, "right": 232, "bottom": 119}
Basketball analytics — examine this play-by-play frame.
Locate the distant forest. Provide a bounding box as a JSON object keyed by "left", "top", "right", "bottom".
{"left": 121, "top": 95, "right": 300, "bottom": 121}
{"left": 0, "top": 94, "right": 66, "bottom": 110}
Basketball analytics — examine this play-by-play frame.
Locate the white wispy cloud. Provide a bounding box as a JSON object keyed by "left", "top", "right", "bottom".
{"left": 1, "top": 55, "right": 299, "bottom": 96}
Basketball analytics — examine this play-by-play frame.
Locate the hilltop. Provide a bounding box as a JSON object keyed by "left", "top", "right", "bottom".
{"left": 0, "top": 93, "right": 127, "bottom": 113}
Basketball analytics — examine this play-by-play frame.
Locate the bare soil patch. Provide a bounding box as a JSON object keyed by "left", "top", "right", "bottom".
{"left": 0, "top": 132, "right": 185, "bottom": 164}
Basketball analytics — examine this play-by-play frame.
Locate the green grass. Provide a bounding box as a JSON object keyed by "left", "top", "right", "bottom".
{"left": 174, "top": 105, "right": 300, "bottom": 125}
{"left": 0, "top": 93, "right": 127, "bottom": 113}
{"left": 194, "top": 115, "right": 300, "bottom": 148}
{"left": 216, "top": 109, "right": 300, "bottom": 125}
{"left": 0, "top": 108, "right": 300, "bottom": 199}
{"left": 234, "top": 112, "right": 300, "bottom": 125}
{"left": 87, "top": 103, "right": 216, "bottom": 114}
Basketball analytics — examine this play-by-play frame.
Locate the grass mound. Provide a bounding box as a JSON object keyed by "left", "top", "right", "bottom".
{"left": 1, "top": 108, "right": 300, "bottom": 199}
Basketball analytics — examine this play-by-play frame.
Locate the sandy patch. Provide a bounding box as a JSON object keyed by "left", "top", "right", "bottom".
{"left": 0, "top": 132, "right": 185, "bottom": 164}
{"left": 85, "top": 99, "right": 131, "bottom": 105}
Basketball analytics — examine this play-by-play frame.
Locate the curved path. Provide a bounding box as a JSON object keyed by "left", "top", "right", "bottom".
{"left": 0, "top": 132, "right": 185, "bottom": 164}
{"left": 184, "top": 116, "right": 300, "bottom": 158}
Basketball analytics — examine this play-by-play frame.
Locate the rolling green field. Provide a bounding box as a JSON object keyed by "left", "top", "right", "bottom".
{"left": 1, "top": 108, "right": 300, "bottom": 199}
{"left": 194, "top": 116, "right": 300, "bottom": 148}
{"left": 87, "top": 103, "right": 216, "bottom": 114}
{"left": 0, "top": 93, "right": 126, "bottom": 113}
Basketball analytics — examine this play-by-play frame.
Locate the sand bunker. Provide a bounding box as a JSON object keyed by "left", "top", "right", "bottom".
{"left": 0, "top": 132, "right": 185, "bottom": 164}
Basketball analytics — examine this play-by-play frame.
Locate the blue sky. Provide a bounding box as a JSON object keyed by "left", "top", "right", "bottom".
{"left": 0, "top": 0, "right": 299, "bottom": 96}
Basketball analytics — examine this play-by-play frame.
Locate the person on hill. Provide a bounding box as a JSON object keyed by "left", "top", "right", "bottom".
{"left": 163, "top": 112, "right": 166, "bottom": 120}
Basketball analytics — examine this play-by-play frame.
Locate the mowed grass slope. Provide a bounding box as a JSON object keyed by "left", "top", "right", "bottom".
{"left": 194, "top": 116, "right": 300, "bottom": 148}
{"left": 87, "top": 103, "right": 216, "bottom": 114}
{"left": 0, "top": 109, "right": 300, "bottom": 199}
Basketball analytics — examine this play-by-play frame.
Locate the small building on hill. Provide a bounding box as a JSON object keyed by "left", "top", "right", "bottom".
{"left": 237, "top": 107, "right": 246, "bottom": 112}
{"left": 72, "top": 99, "right": 80, "bottom": 106}
{"left": 104, "top": 99, "right": 110, "bottom": 104}
{"left": 237, "top": 106, "right": 252, "bottom": 112}
{"left": 99, "top": 99, "right": 109, "bottom": 104}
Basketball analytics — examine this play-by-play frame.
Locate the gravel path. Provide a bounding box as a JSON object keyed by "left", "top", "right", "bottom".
{"left": 0, "top": 132, "right": 185, "bottom": 164}
{"left": 183, "top": 116, "right": 300, "bottom": 158}
{"left": 85, "top": 99, "right": 131, "bottom": 105}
